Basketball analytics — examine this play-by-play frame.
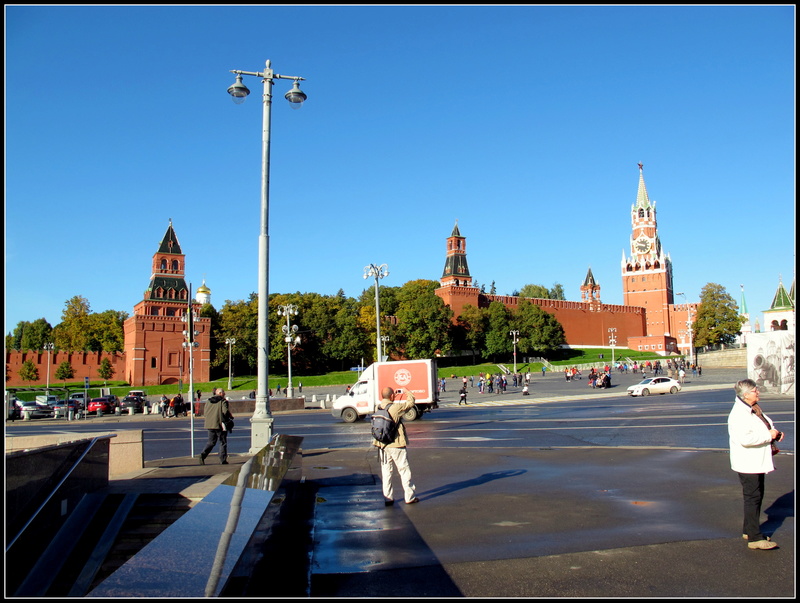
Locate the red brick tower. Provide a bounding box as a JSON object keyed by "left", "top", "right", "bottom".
{"left": 123, "top": 221, "right": 211, "bottom": 386}
{"left": 622, "top": 164, "right": 678, "bottom": 353}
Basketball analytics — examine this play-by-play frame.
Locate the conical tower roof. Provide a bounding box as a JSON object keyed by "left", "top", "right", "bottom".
{"left": 769, "top": 277, "right": 794, "bottom": 311}
{"left": 158, "top": 219, "right": 183, "bottom": 255}
{"left": 635, "top": 162, "right": 653, "bottom": 209}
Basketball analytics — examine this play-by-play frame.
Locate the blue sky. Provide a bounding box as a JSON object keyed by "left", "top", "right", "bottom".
{"left": 5, "top": 5, "right": 795, "bottom": 338}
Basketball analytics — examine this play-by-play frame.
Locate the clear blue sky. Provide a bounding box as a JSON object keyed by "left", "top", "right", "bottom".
{"left": 5, "top": 5, "right": 795, "bottom": 338}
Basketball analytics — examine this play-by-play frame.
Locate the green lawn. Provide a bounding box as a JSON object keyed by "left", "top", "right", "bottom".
{"left": 18, "top": 348, "right": 675, "bottom": 401}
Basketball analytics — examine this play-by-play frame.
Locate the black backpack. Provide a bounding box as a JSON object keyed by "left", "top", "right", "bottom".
{"left": 371, "top": 406, "right": 399, "bottom": 444}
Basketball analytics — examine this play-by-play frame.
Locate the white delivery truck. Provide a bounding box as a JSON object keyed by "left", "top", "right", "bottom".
{"left": 331, "top": 359, "right": 439, "bottom": 423}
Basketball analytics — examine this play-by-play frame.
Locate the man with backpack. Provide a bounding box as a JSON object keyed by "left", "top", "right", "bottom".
{"left": 372, "top": 386, "right": 419, "bottom": 506}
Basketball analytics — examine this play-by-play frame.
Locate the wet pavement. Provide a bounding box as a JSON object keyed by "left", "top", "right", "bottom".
{"left": 304, "top": 446, "right": 795, "bottom": 597}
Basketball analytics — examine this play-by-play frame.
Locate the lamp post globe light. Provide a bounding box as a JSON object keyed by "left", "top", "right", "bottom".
{"left": 225, "top": 338, "right": 237, "bottom": 390}
{"left": 676, "top": 292, "right": 695, "bottom": 366}
{"left": 227, "top": 60, "right": 307, "bottom": 452}
{"left": 278, "top": 304, "right": 301, "bottom": 398}
{"left": 509, "top": 331, "right": 520, "bottom": 374}
{"left": 608, "top": 328, "right": 617, "bottom": 367}
{"left": 44, "top": 342, "right": 54, "bottom": 394}
{"left": 364, "top": 263, "right": 389, "bottom": 362}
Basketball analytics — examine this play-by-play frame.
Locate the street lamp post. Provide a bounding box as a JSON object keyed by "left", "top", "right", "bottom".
{"left": 676, "top": 292, "right": 695, "bottom": 366}
{"left": 227, "top": 60, "right": 307, "bottom": 453}
{"left": 364, "top": 263, "right": 389, "bottom": 362}
{"left": 44, "top": 343, "right": 54, "bottom": 394}
{"left": 225, "top": 338, "right": 236, "bottom": 390}
{"left": 509, "top": 330, "right": 520, "bottom": 374}
{"left": 182, "top": 289, "right": 199, "bottom": 456}
{"left": 608, "top": 328, "right": 617, "bottom": 367}
{"left": 278, "top": 304, "right": 301, "bottom": 397}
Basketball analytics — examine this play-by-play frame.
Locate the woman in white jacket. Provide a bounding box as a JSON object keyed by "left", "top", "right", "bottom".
{"left": 728, "top": 379, "right": 784, "bottom": 550}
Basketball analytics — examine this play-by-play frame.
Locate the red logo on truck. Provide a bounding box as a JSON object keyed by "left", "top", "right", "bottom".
{"left": 376, "top": 361, "right": 431, "bottom": 401}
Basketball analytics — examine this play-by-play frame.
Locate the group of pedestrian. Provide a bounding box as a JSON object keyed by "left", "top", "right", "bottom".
{"left": 159, "top": 393, "right": 187, "bottom": 418}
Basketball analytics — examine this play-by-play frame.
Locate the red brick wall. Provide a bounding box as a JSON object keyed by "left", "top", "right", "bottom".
{"left": 5, "top": 350, "right": 127, "bottom": 387}
{"left": 436, "top": 286, "right": 648, "bottom": 347}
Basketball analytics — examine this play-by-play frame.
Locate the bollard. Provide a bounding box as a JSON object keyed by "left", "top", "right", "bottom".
{"left": 23, "top": 411, "right": 31, "bottom": 421}
{"left": 68, "top": 409, "right": 74, "bottom": 421}
{"left": 128, "top": 407, "right": 134, "bottom": 415}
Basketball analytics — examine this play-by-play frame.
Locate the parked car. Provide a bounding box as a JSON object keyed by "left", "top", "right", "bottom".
{"left": 18, "top": 400, "right": 53, "bottom": 418}
{"left": 88, "top": 396, "right": 118, "bottom": 414}
{"left": 627, "top": 377, "right": 682, "bottom": 397}
{"left": 52, "top": 399, "right": 81, "bottom": 414}
{"left": 69, "top": 392, "right": 87, "bottom": 408}
{"left": 119, "top": 395, "right": 144, "bottom": 413}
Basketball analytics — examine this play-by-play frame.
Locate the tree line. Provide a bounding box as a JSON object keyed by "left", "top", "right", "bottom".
{"left": 5, "top": 282, "right": 743, "bottom": 381}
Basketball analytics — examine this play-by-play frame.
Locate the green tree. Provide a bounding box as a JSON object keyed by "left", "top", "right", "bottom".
{"left": 19, "top": 360, "right": 39, "bottom": 383}
{"left": 518, "top": 283, "right": 566, "bottom": 300}
{"left": 6, "top": 318, "right": 53, "bottom": 351}
{"left": 484, "top": 301, "right": 512, "bottom": 360}
{"left": 53, "top": 296, "right": 92, "bottom": 351}
{"left": 455, "top": 304, "right": 488, "bottom": 362}
{"left": 328, "top": 298, "right": 370, "bottom": 369}
{"left": 513, "top": 299, "right": 566, "bottom": 354}
{"left": 55, "top": 361, "right": 76, "bottom": 385}
{"left": 85, "top": 310, "right": 127, "bottom": 352}
{"left": 519, "top": 284, "right": 550, "bottom": 299}
{"left": 98, "top": 357, "right": 115, "bottom": 382}
{"left": 395, "top": 280, "right": 454, "bottom": 359}
{"left": 693, "top": 283, "right": 744, "bottom": 347}
{"left": 549, "top": 283, "right": 566, "bottom": 301}
{"left": 214, "top": 294, "right": 258, "bottom": 375}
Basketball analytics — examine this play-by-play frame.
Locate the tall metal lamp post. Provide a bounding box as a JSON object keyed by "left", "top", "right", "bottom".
{"left": 364, "top": 263, "right": 389, "bottom": 362}
{"left": 225, "top": 338, "right": 236, "bottom": 390}
{"left": 676, "top": 292, "right": 695, "bottom": 366}
{"left": 44, "top": 342, "right": 54, "bottom": 394}
{"left": 182, "top": 290, "right": 199, "bottom": 457}
{"left": 227, "top": 60, "right": 307, "bottom": 452}
{"left": 509, "top": 330, "right": 520, "bottom": 374}
{"left": 608, "top": 328, "right": 617, "bottom": 367}
{"left": 278, "top": 304, "right": 301, "bottom": 397}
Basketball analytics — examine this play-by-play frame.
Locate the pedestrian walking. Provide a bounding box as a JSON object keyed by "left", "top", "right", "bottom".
{"left": 199, "top": 388, "right": 234, "bottom": 465}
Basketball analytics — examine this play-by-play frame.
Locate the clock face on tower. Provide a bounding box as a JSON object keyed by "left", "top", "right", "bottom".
{"left": 634, "top": 236, "right": 651, "bottom": 253}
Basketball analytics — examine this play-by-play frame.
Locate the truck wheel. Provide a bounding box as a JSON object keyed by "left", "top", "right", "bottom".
{"left": 403, "top": 406, "right": 419, "bottom": 421}
{"left": 342, "top": 407, "right": 359, "bottom": 423}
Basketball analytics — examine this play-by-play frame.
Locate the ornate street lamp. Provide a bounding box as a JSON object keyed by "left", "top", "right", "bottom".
{"left": 364, "top": 263, "right": 389, "bottom": 362}
{"left": 278, "top": 304, "right": 301, "bottom": 397}
{"left": 227, "top": 60, "right": 307, "bottom": 452}
{"left": 509, "top": 331, "right": 520, "bottom": 374}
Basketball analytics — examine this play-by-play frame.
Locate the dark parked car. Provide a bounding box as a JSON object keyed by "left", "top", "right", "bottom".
{"left": 52, "top": 399, "right": 80, "bottom": 414}
{"left": 119, "top": 395, "right": 144, "bottom": 413}
{"left": 88, "top": 396, "right": 118, "bottom": 414}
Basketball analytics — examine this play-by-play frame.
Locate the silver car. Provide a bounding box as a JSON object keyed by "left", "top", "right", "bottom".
{"left": 627, "top": 377, "right": 682, "bottom": 397}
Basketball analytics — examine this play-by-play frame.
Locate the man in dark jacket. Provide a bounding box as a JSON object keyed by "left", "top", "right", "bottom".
{"left": 199, "top": 388, "right": 233, "bottom": 465}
